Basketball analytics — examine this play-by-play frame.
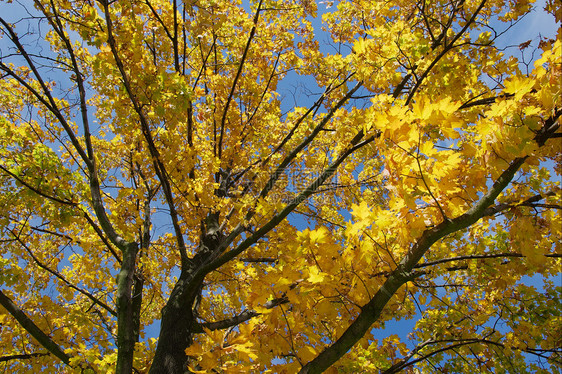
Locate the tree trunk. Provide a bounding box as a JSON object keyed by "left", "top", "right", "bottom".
{"left": 115, "top": 244, "right": 140, "bottom": 374}
{"left": 149, "top": 274, "right": 203, "bottom": 374}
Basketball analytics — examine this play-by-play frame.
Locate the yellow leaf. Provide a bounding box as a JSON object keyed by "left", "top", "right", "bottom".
{"left": 231, "top": 341, "right": 258, "bottom": 362}
{"left": 351, "top": 201, "right": 371, "bottom": 223}
{"left": 412, "top": 97, "right": 433, "bottom": 120}
{"left": 353, "top": 38, "right": 368, "bottom": 55}
{"left": 185, "top": 342, "right": 205, "bottom": 356}
{"left": 309, "top": 226, "right": 329, "bottom": 243}
{"left": 504, "top": 76, "right": 535, "bottom": 101}
{"left": 419, "top": 142, "right": 434, "bottom": 156}
{"left": 308, "top": 267, "right": 325, "bottom": 284}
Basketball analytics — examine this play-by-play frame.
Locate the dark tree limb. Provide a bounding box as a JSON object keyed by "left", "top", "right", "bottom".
{"left": 0, "top": 352, "right": 49, "bottom": 363}
{"left": 0, "top": 290, "right": 71, "bottom": 366}
{"left": 297, "top": 109, "right": 559, "bottom": 374}
{"left": 193, "top": 296, "right": 288, "bottom": 333}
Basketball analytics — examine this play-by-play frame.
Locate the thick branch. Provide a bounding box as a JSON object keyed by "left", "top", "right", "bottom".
{"left": 89, "top": 170, "right": 135, "bottom": 251}
{"left": 297, "top": 108, "right": 561, "bottom": 373}
{"left": 0, "top": 290, "right": 71, "bottom": 366}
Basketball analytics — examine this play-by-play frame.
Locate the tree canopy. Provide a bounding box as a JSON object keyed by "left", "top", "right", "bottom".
{"left": 0, "top": 0, "right": 561, "bottom": 372}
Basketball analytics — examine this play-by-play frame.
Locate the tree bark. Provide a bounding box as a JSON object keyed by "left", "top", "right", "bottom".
{"left": 115, "top": 243, "right": 140, "bottom": 374}
{"left": 149, "top": 272, "right": 203, "bottom": 374}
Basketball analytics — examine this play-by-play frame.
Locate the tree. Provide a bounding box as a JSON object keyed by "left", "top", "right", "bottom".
{"left": 0, "top": 0, "right": 560, "bottom": 372}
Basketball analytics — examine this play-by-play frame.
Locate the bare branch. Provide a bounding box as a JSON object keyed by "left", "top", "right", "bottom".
{"left": 193, "top": 296, "right": 288, "bottom": 333}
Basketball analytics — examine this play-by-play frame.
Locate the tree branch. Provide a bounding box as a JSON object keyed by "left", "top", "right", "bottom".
{"left": 239, "top": 257, "right": 277, "bottom": 263}
{"left": 0, "top": 290, "right": 71, "bottom": 366}
{"left": 0, "top": 17, "right": 92, "bottom": 169}
{"left": 193, "top": 296, "right": 288, "bottom": 333}
{"left": 10, "top": 228, "right": 117, "bottom": 316}
{"left": 405, "top": 0, "right": 487, "bottom": 105}
{"left": 0, "top": 352, "right": 49, "bottom": 363}
{"left": 101, "top": 0, "right": 188, "bottom": 267}
{"left": 383, "top": 336, "right": 562, "bottom": 373}
{"left": 415, "top": 252, "right": 562, "bottom": 270}
{"left": 0, "top": 165, "right": 78, "bottom": 207}
{"left": 392, "top": 0, "right": 464, "bottom": 98}
{"left": 458, "top": 93, "right": 514, "bottom": 109}
{"left": 82, "top": 211, "right": 122, "bottom": 263}
{"left": 261, "top": 74, "right": 354, "bottom": 169}
{"left": 218, "top": 0, "right": 264, "bottom": 160}
{"left": 298, "top": 107, "right": 559, "bottom": 374}
{"left": 481, "top": 190, "right": 559, "bottom": 217}
{"left": 259, "top": 79, "right": 362, "bottom": 200}
{"left": 203, "top": 129, "right": 376, "bottom": 275}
